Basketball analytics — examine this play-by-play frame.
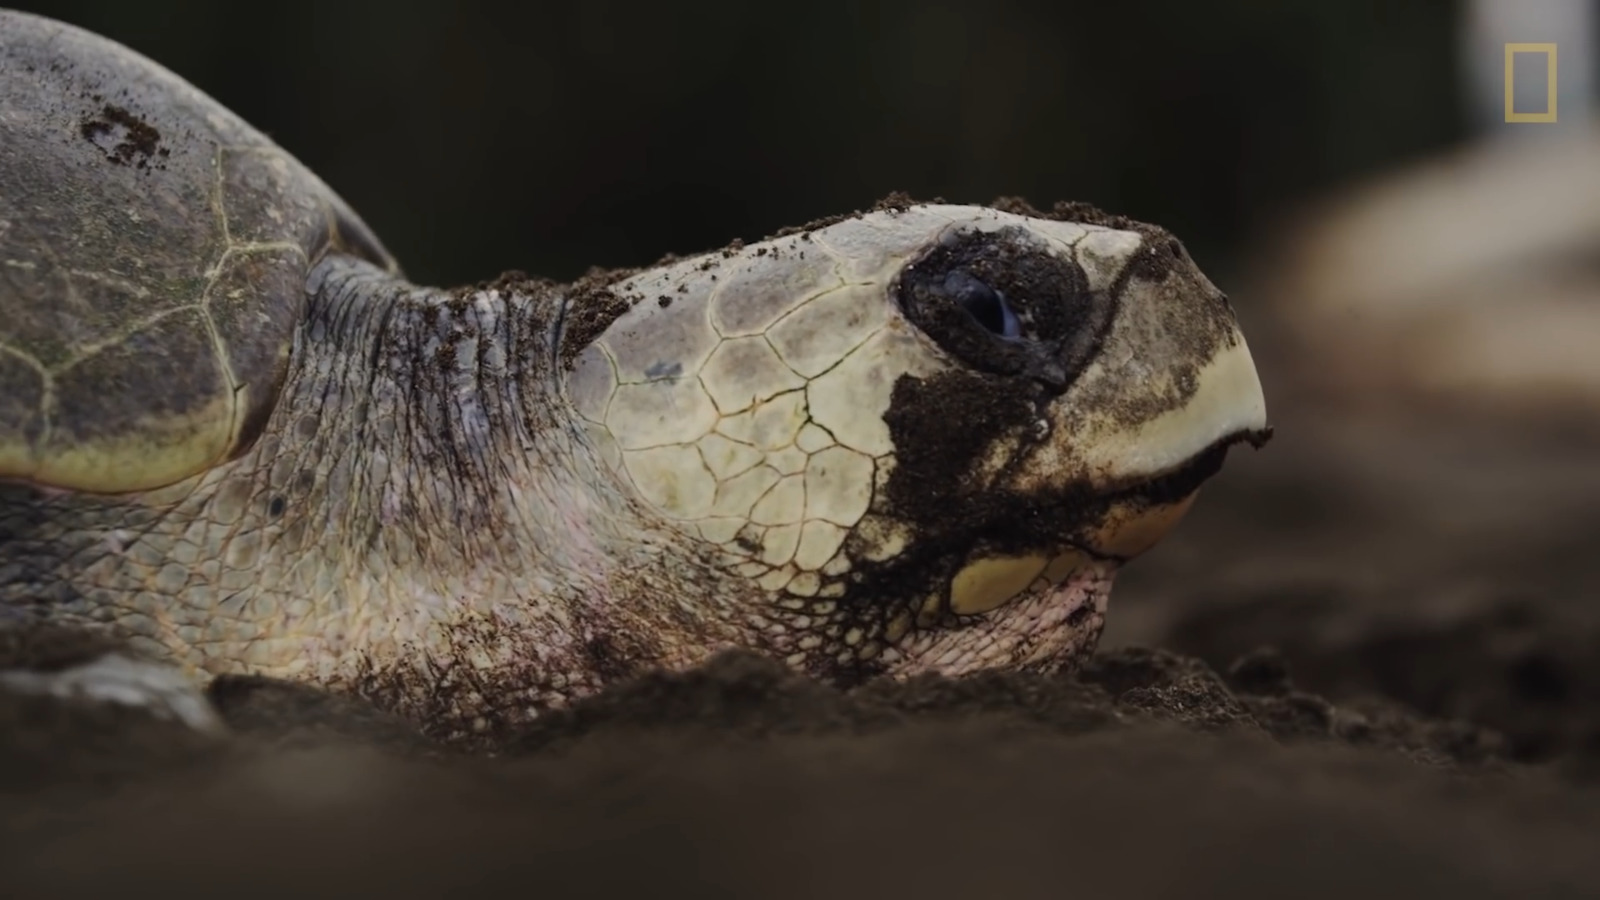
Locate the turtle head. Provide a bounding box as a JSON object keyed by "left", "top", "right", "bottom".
{"left": 563, "top": 202, "right": 1269, "bottom": 680}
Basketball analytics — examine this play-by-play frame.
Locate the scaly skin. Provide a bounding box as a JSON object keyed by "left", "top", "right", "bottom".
{"left": 2, "top": 256, "right": 759, "bottom": 738}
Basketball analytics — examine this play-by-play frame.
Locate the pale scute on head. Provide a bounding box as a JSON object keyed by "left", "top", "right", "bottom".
{"left": 568, "top": 201, "right": 1268, "bottom": 680}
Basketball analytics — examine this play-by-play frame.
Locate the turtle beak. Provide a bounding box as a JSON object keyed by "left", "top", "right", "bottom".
{"left": 934, "top": 329, "right": 1268, "bottom": 625}
{"left": 1069, "top": 319, "right": 1271, "bottom": 559}
{"left": 1001, "top": 257, "right": 1272, "bottom": 563}
{"left": 894, "top": 317, "right": 1270, "bottom": 669}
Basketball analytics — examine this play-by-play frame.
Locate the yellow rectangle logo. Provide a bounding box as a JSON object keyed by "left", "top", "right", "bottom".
{"left": 1505, "top": 42, "right": 1558, "bottom": 123}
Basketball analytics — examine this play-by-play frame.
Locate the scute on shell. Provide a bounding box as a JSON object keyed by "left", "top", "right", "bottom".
{"left": 0, "top": 10, "right": 393, "bottom": 493}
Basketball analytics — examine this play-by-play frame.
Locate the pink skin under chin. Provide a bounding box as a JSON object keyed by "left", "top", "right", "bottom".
{"left": 882, "top": 559, "right": 1118, "bottom": 677}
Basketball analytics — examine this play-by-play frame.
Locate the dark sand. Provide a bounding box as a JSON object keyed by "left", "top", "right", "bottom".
{"left": 6, "top": 349, "right": 1600, "bottom": 898}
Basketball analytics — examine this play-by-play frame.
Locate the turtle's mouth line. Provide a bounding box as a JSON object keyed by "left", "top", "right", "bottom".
{"left": 1108, "top": 424, "right": 1274, "bottom": 507}
{"left": 937, "top": 424, "right": 1272, "bottom": 618}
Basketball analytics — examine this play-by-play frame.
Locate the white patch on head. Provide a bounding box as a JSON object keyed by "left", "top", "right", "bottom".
{"left": 1025, "top": 217, "right": 1091, "bottom": 249}
{"left": 621, "top": 443, "right": 717, "bottom": 518}
{"left": 696, "top": 431, "right": 765, "bottom": 480}
{"left": 606, "top": 377, "right": 719, "bottom": 449}
{"left": 710, "top": 248, "right": 843, "bottom": 337}
{"left": 602, "top": 286, "right": 721, "bottom": 383}
{"left": 794, "top": 519, "right": 848, "bottom": 571}
{"left": 715, "top": 389, "right": 808, "bottom": 449}
{"left": 757, "top": 566, "right": 796, "bottom": 591}
{"left": 786, "top": 571, "right": 821, "bottom": 597}
{"left": 802, "top": 445, "right": 875, "bottom": 527}
{"left": 571, "top": 203, "right": 1262, "bottom": 618}
{"left": 696, "top": 516, "right": 746, "bottom": 544}
{"left": 710, "top": 465, "right": 782, "bottom": 519}
{"left": 1074, "top": 229, "right": 1144, "bottom": 292}
{"left": 758, "top": 522, "right": 802, "bottom": 565}
{"left": 578, "top": 211, "right": 968, "bottom": 565}
{"left": 766, "top": 444, "right": 808, "bottom": 476}
{"left": 766, "top": 284, "right": 888, "bottom": 378}
{"left": 810, "top": 206, "right": 957, "bottom": 282}
{"left": 750, "top": 474, "right": 805, "bottom": 527}
{"left": 806, "top": 327, "right": 944, "bottom": 457}
{"left": 699, "top": 336, "right": 806, "bottom": 414}
{"left": 795, "top": 423, "right": 834, "bottom": 453}
{"left": 576, "top": 210, "right": 954, "bottom": 592}
{"left": 576, "top": 208, "right": 972, "bottom": 595}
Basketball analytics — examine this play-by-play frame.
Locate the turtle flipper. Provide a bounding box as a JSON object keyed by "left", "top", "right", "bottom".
{"left": 0, "top": 625, "right": 224, "bottom": 734}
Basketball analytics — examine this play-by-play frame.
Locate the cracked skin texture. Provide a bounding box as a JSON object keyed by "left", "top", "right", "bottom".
{"left": 0, "top": 11, "right": 1269, "bottom": 742}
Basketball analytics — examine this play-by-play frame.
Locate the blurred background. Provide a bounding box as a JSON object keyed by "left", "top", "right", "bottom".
{"left": 10, "top": 0, "right": 1465, "bottom": 285}
{"left": 12, "top": 0, "right": 1600, "bottom": 763}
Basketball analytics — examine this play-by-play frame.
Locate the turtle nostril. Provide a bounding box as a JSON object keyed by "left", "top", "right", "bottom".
{"left": 944, "top": 270, "right": 1022, "bottom": 340}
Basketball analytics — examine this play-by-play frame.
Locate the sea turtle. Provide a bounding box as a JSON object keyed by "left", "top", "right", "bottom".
{"left": 0, "top": 9, "right": 1270, "bottom": 740}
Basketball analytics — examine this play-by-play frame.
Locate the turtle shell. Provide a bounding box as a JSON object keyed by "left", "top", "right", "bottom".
{"left": 0, "top": 10, "right": 394, "bottom": 493}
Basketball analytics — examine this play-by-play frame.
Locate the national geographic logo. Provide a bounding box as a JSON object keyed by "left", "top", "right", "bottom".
{"left": 1504, "top": 42, "right": 1558, "bottom": 123}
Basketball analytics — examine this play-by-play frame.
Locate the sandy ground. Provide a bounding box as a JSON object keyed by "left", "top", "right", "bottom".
{"left": 6, "top": 314, "right": 1600, "bottom": 898}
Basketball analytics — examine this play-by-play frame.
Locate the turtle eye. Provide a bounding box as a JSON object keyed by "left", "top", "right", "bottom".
{"left": 943, "top": 270, "right": 1021, "bottom": 340}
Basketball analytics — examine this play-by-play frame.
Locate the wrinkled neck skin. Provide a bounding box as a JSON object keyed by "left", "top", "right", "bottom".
{"left": 2, "top": 256, "right": 759, "bottom": 739}
{"left": 288, "top": 258, "right": 767, "bottom": 730}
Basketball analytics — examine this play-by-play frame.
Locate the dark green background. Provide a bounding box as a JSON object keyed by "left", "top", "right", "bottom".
{"left": 13, "top": 1, "right": 1461, "bottom": 286}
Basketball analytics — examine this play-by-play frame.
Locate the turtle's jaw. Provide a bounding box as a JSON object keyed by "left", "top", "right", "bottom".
{"left": 1081, "top": 425, "right": 1273, "bottom": 561}
{"left": 872, "top": 332, "right": 1272, "bottom": 676}
{"left": 924, "top": 424, "right": 1268, "bottom": 620}
{"left": 876, "top": 436, "right": 1260, "bottom": 677}
{"left": 883, "top": 555, "right": 1118, "bottom": 677}
{"left": 870, "top": 486, "right": 1206, "bottom": 679}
